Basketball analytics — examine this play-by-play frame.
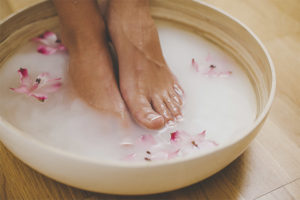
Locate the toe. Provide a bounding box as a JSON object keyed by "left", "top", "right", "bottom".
{"left": 173, "top": 83, "right": 184, "bottom": 97}
{"left": 169, "top": 89, "right": 183, "bottom": 106}
{"left": 127, "top": 95, "right": 164, "bottom": 130}
{"left": 152, "top": 96, "right": 174, "bottom": 124}
{"left": 164, "top": 94, "right": 182, "bottom": 120}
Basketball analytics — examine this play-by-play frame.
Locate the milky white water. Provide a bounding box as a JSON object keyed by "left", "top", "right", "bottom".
{"left": 0, "top": 20, "right": 257, "bottom": 162}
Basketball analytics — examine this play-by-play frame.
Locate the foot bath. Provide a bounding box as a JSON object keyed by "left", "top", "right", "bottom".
{"left": 0, "top": 0, "right": 275, "bottom": 195}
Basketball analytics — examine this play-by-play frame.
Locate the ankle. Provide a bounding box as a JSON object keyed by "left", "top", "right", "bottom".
{"left": 60, "top": 22, "right": 107, "bottom": 54}
{"left": 108, "top": 0, "right": 150, "bottom": 17}
{"left": 110, "top": 0, "right": 149, "bottom": 7}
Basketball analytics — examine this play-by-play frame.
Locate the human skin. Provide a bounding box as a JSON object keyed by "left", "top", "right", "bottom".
{"left": 52, "top": 0, "right": 129, "bottom": 123}
{"left": 52, "top": 0, "right": 184, "bottom": 130}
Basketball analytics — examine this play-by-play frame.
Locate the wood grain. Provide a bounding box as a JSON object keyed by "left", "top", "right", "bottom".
{"left": 0, "top": 0, "right": 299, "bottom": 199}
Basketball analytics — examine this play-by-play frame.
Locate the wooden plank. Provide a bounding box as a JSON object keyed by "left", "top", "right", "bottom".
{"left": 256, "top": 179, "right": 300, "bottom": 200}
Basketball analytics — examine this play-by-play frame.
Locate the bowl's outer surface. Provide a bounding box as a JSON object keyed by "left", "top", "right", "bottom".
{"left": 0, "top": 0, "right": 275, "bottom": 195}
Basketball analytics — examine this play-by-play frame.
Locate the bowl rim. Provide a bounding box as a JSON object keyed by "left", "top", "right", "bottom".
{"left": 0, "top": 0, "right": 276, "bottom": 168}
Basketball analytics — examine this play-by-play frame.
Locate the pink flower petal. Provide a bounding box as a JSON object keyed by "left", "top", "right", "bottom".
{"left": 123, "top": 129, "right": 217, "bottom": 162}
{"left": 210, "top": 140, "right": 219, "bottom": 146}
{"left": 10, "top": 68, "right": 62, "bottom": 102}
{"left": 10, "top": 86, "right": 30, "bottom": 94}
{"left": 170, "top": 131, "right": 180, "bottom": 142}
{"left": 18, "top": 68, "right": 32, "bottom": 87}
{"left": 35, "top": 72, "right": 59, "bottom": 86}
{"left": 37, "top": 45, "right": 57, "bottom": 55}
{"left": 193, "top": 130, "right": 206, "bottom": 142}
{"left": 138, "top": 134, "right": 157, "bottom": 146}
{"left": 203, "top": 65, "right": 232, "bottom": 78}
{"left": 35, "top": 82, "right": 62, "bottom": 94}
{"left": 18, "top": 67, "right": 28, "bottom": 77}
{"left": 168, "top": 149, "right": 180, "bottom": 159}
{"left": 191, "top": 58, "right": 199, "bottom": 72}
{"left": 191, "top": 54, "right": 232, "bottom": 78}
{"left": 31, "top": 94, "right": 47, "bottom": 102}
{"left": 32, "top": 37, "right": 48, "bottom": 45}
{"left": 205, "top": 52, "right": 211, "bottom": 62}
{"left": 43, "top": 31, "right": 57, "bottom": 41}
{"left": 32, "top": 31, "right": 66, "bottom": 55}
{"left": 32, "top": 32, "right": 57, "bottom": 46}
{"left": 170, "top": 130, "right": 189, "bottom": 143}
{"left": 10, "top": 68, "right": 33, "bottom": 94}
{"left": 33, "top": 74, "right": 62, "bottom": 94}
{"left": 57, "top": 44, "right": 66, "bottom": 51}
{"left": 34, "top": 74, "right": 62, "bottom": 93}
{"left": 218, "top": 71, "right": 233, "bottom": 78}
{"left": 123, "top": 153, "right": 136, "bottom": 161}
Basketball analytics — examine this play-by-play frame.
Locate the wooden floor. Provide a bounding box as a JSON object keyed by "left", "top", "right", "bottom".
{"left": 0, "top": 0, "right": 299, "bottom": 199}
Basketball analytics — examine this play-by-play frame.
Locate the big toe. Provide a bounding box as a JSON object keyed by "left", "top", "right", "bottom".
{"left": 127, "top": 96, "right": 165, "bottom": 130}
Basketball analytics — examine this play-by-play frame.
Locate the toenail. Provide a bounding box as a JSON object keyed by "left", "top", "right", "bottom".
{"left": 176, "top": 115, "right": 183, "bottom": 121}
{"left": 163, "top": 110, "right": 169, "bottom": 118}
{"left": 173, "top": 96, "right": 180, "bottom": 104}
{"left": 174, "top": 84, "right": 183, "bottom": 96}
{"left": 173, "top": 107, "right": 178, "bottom": 112}
{"left": 167, "top": 120, "right": 176, "bottom": 127}
{"left": 163, "top": 107, "right": 168, "bottom": 117}
{"left": 147, "top": 113, "right": 162, "bottom": 121}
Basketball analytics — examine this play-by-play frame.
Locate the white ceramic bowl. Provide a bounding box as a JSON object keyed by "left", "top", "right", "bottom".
{"left": 0, "top": 0, "right": 275, "bottom": 195}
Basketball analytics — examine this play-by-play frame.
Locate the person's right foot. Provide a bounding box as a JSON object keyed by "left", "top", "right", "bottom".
{"left": 57, "top": 1, "right": 128, "bottom": 121}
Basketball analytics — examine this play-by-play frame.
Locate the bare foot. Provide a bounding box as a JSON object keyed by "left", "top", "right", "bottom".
{"left": 55, "top": 0, "right": 128, "bottom": 121}
{"left": 107, "top": 0, "right": 184, "bottom": 130}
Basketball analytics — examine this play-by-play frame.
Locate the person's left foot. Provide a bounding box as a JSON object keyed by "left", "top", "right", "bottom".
{"left": 107, "top": 0, "right": 184, "bottom": 130}
{"left": 56, "top": 0, "right": 129, "bottom": 122}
